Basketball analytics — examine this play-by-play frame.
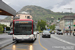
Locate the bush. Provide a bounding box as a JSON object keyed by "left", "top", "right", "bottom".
{"left": 39, "top": 31, "right": 43, "bottom": 33}
{"left": 49, "top": 30, "right": 52, "bottom": 33}
{"left": 0, "top": 26, "right": 3, "bottom": 33}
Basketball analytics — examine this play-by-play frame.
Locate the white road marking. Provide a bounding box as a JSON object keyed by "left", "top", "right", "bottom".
{"left": 51, "top": 35, "right": 75, "bottom": 46}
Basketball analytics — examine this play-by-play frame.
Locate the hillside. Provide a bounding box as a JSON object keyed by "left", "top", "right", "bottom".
{"left": 5, "top": 16, "right": 11, "bottom": 20}
{"left": 5, "top": 5, "right": 75, "bottom": 22}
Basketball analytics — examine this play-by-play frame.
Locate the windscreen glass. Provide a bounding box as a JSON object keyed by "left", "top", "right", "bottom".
{"left": 14, "top": 21, "right": 32, "bottom": 35}
{"left": 43, "top": 31, "right": 49, "bottom": 34}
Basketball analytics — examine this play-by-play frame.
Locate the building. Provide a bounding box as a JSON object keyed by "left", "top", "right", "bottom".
{"left": 59, "top": 16, "right": 75, "bottom": 33}
{"left": 0, "top": 19, "right": 11, "bottom": 27}
{"left": 11, "top": 11, "right": 32, "bottom": 20}
{"left": 10, "top": 11, "right": 33, "bottom": 30}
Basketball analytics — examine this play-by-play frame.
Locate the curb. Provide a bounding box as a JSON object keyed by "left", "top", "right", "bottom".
{"left": 0, "top": 39, "right": 13, "bottom": 49}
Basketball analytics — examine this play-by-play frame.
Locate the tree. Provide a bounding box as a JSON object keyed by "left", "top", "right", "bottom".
{"left": 49, "top": 24, "right": 55, "bottom": 30}
{"left": 0, "top": 24, "right": 7, "bottom": 29}
{"left": 38, "top": 26, "right": 41, "bottom": 31}
{"left": 37, "top": 20, "right": 46, "bottom": 31}
{"left": 0, "top": 26, "right": 3, "bottom": 32}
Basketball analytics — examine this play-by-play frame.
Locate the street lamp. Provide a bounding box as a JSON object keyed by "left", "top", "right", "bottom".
{"left": 64, "top": 8, "right": 72, "bottom": 13}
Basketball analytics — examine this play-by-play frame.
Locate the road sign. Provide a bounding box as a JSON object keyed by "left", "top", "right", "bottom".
{"left": 47, "top": 29, "right": 50, "bottom": 31}
{"left": 74, "top": 25, "right": 75, "bottom": 27}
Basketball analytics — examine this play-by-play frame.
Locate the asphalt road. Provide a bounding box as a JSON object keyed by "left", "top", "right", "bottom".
{"left": 1, "top": 34, "right": 75, "bottom": 50}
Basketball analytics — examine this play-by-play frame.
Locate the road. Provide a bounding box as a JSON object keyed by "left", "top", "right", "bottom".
{"left": 1, "top": 34, "right": 75, "bottom": 50}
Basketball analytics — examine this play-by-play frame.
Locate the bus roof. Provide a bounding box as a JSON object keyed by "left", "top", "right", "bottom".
{"left": 13, "top": 19, "right": 33, "bottom": 21}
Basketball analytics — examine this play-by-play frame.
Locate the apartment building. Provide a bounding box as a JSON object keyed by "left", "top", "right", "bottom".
{"left": 59, "top": 16, "right": 75, "bottom": 33}
{"left": 11, "top": 12, "right": 32, "bottom": 20}
{"left": 0, "top": 19, "right": 11, "bottom": 27}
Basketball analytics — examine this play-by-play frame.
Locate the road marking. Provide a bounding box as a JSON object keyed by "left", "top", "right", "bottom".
{"left": 38, "top": 35, "right": 48, "bottom": 50}
{"left": 51, "top": 35, "right": 75, "bottom": 46}
{"left": 5, "top": 46, "right": 27, "bottom": 50}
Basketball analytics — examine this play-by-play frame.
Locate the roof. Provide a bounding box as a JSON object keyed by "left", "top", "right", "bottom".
{"left": 61, "top": 16, "right": 75, "bottom": 20}
{"left": 0, "top": 0, "right": 16, "bottom": 16}
{"left": 17, "top": 11, "right": 30, "bottom": 15}
{"left": 13, "top": 19, "right": 33, "bottom": 21}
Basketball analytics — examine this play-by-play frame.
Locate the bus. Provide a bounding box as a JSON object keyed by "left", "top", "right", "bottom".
{"left": 12, "top": 19, "right": 37, "bottom": 43}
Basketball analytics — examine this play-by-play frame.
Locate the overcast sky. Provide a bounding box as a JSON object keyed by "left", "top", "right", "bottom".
{"left": 0, "top": 0, "right": 75, "bottom": 19}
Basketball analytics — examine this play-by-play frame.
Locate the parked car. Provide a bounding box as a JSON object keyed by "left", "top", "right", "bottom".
{"left": 42, "top": 30, "right": 51, "bottom": 38}
{"left": 51, "top": 31, "right": 55, "bottom": 34}
{"left": 57, "top": 29, "right": 63, "bottom": 35}
{"left": 37, "top": 31, "right": 39, "bottom": 34}
{"left": 8, "top": 31, "right": 13, "bottom": 35}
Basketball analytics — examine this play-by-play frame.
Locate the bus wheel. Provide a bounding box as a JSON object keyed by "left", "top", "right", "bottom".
{"left": 13, "top": 40, "right": 18, "bottom": 44}
{"left": 31, "top": 40, "right": 34, "bottom": 43}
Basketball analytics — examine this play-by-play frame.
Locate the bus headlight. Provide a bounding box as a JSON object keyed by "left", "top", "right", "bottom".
{"left": 13, "top": 37, "right": 17, "bottom": 39}
{"left": 13, "top": 37, "right": 15, "bottom": 39}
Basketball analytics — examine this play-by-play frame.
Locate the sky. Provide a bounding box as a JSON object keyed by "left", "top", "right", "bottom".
{"left": 0, "top": 0, "right": 75, "bottom": 19}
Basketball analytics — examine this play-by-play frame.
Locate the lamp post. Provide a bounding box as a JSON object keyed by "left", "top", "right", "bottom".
{"left": 64, "top": 8, "right": 72, "bottom": 35}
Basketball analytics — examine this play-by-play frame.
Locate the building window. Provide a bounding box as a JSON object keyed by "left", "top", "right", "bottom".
{"left": 65, "top": 19, "right": 73, "bottom": 30}
{"left": 27, "top": 16, "right": 30, "bottom": 19}
{"left": 18, "top": 15, "right": 20, "bottom": 18}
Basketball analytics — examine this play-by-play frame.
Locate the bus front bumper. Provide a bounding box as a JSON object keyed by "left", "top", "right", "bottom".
{"left": 13, "top": 38, "right": 34, "bottom": 41}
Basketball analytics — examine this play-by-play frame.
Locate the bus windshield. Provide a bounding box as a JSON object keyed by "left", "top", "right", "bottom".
{"left": 14, "top": 21, "right": 32, "bottom": 35}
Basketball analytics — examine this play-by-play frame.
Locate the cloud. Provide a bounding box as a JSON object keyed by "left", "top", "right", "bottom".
{"left": 1, "top": 0, "right": 74, "bottom": 19}
{"left": 51, "top": 0, "right": 75, "bottom": 13}
{"left": 57, "top": 0, "right": 73, "bottom": 7}
{"left": 2, "top": 0, "right": 75, "bottom": 13}
{"left": 3, "top": 0, "right": 63, "bottom": 12}
{"left": 0, "top": 15, "right": 7, "bottom": 19}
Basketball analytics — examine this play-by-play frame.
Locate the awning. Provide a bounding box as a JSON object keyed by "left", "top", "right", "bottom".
{"left": 0, "top": 0, "right": 16, "bottom": 16}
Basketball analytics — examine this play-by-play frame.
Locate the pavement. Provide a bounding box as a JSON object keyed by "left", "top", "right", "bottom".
{"left": 1, "top": 34, "right": 75, "bottom": 50}
{"left": 0, "top": 33, "right": 13, "bottom": 49}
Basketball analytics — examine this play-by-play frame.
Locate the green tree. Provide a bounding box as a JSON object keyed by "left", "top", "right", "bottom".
{"left": 0, "top": 24, "right": 7, "bottom": 33}
{"left": 0, "top": 24, "right": 7, "bottom": 28}
{"left": 0, "top": 26, "right": 3, "bottom": 33}
{"left": 38, "top": 26, "right": 41, "bottom": 31}
{"left": 37, "top": 20, "right": 46, "bottom": 30}
{"left": 49, "top": 24, "right": 55, "bottom": 30}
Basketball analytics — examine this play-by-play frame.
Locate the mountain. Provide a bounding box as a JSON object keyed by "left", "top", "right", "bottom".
{"left": 19, "top": 5, "right": 54, "bottom": 21}
{"left": 5, "top": 16, "right": 11, "bottom": 20}
{"left": 5, "top": 5, "right": 75, "bottom": 22}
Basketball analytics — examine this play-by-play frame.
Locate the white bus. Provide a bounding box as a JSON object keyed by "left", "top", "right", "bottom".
{"left": 12, "top": 19, "right": 37, "bottom": 43}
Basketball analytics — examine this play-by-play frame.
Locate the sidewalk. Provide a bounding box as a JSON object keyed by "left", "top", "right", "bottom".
{"left": 55, "top": 33, "right": 74, "bottom": 36}
{"left": 64, "top": 33, "right": 74, "bottom": 36}
{"left": 0, "top": 33, "right": 13, "bottom": 49}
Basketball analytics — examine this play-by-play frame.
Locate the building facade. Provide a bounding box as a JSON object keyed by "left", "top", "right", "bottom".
{"left": 11, "top": 12, "right": 32, "bottom": 20}
{"left": 59, "top": 16, "right": 75, "bottom": 33}
{"left": 0, "top": 19, "right": 11, "bottom": 27}
{"left": 10, "top": 12, "right": 33, "bottom": 30}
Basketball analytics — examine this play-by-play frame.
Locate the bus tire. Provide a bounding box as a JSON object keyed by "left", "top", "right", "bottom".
{"left": 13, "top": 39, "right": 18, "bottom": 43}
{"left": 31, "top": 40, "right": 34, "bottom": 43}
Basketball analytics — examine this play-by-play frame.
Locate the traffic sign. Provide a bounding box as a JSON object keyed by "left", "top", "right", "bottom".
{"left": 74, "top": 25, "right": 75, "bottom": 27}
